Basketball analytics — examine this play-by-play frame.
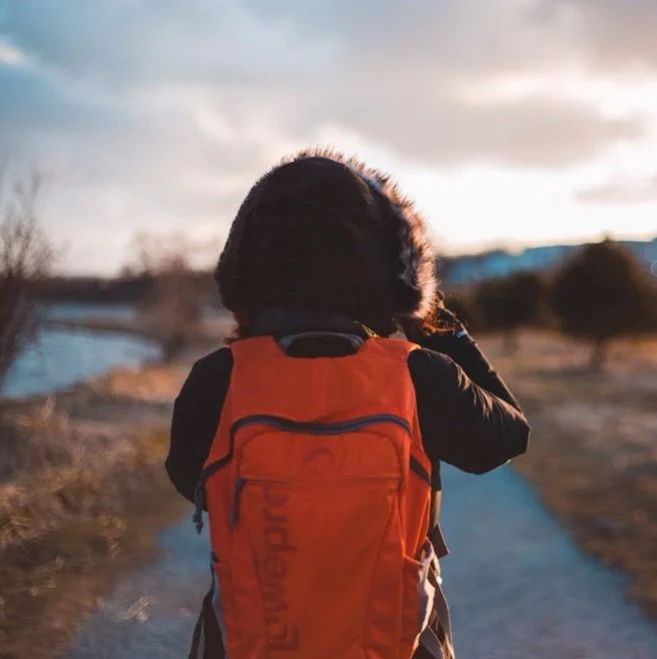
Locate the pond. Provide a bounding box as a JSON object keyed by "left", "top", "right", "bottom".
{"left": 1, "top": 303, "right": 161, "bottom": 399}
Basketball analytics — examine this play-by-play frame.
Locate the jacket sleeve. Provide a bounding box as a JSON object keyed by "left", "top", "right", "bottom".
{"left": 408, "top": 341, "right": 530, "bottom": 476}
{"left": 412, "top": 327, "right": 522, "bottom": 411}
{"left": 165, "top": 347, "right": 234, "bottom": 503}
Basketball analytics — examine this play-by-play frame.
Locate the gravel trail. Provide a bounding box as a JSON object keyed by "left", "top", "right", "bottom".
{"left": 67, "top": 465, "right": 657, "bottom": 658}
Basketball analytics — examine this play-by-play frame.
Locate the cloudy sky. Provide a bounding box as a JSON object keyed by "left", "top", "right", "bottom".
{"left": 1, "top": 0, "right": 656, "bottom": 275}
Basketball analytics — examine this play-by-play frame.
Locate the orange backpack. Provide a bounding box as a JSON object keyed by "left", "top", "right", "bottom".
{"left": 193, "top": 334, "right": 450, "bottom": 658}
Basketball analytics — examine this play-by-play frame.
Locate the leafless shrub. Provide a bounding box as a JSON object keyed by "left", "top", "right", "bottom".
{"left": 0, "top": 172, "right": 53, "bottom": 388}
{"left": 0, "top": 396, "right": 76, "bottom": 482}
{"left": 130, "top": 232, "right": 203, "bottom": 360}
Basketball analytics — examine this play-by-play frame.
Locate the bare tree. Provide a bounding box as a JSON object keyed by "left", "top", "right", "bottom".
{"left": 130, "top": 231, "right": 203, "bottom": 360}
{"left": 0, "top": 172, "right": 53, "bottom": 389}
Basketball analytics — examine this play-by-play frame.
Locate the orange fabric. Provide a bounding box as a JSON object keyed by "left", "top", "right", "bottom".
{"left": 203, "top": 336, "right": 433, "bottom": 658}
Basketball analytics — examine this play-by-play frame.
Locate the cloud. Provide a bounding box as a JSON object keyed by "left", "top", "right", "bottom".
{"left": 1, "top": 0, "right": 656, "bottom": 274}
{"left": 576, "top": 173, "right": 657, "bottom": 204}
{"left": 534, "top": 0, "right": 657, "bottom": 72}
{"left": 2, "top": 0, "right": 645, "bottom": 170}
{"left": 0, "top": 38, "right": 26, "bottom": 66}
{"left": 298, "top": 85, "right": 642, "bottom": 168}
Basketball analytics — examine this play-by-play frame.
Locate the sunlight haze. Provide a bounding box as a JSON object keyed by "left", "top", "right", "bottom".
{"left": 1, "top": 0, "right": 656, "bottom": 274}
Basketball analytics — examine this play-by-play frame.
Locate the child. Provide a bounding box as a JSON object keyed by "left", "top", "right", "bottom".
{"left": 167, "top": 150, "right": 530, "bottom": 659}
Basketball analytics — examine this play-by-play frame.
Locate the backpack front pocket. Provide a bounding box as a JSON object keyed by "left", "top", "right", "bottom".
{"left": 243, "top": 478, "right": 401, "bottom": 658}
{"left": 201, "top": 413, "right": 418, "bottom": 658}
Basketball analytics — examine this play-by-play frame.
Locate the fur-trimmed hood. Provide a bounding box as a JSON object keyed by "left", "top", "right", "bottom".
{"left": 215, "top": 148, "right": 437, "bottom": 331}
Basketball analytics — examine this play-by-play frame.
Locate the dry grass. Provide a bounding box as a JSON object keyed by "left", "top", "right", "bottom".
{"left": 3, "top": 324, "right": 655, "bottom": 655}
{"left": 480, "top": 330, "right": 657, "bottom": 619}
{"left": 0, "top": 359, "right": 194, "bottom": 659}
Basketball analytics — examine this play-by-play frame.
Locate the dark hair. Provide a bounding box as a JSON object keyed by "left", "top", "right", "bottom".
{"left": 214, "top": 149, "right": 439, "bottom": 336}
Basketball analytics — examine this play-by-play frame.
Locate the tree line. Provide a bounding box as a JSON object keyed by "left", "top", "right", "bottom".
{"left": 444, "top": 239, "right": 657, "bottom": 369}
{"left": 1, "top": 167, "right": 655, "bottom": 387}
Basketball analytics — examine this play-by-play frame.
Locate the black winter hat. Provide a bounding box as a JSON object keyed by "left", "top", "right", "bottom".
{"left": 214, "top": 149, "right": 437, "bottom": 332}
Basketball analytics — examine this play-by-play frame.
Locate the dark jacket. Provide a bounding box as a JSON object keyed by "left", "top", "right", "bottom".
{"left": 166, "top": 308, "right": 530, "bottom": 659}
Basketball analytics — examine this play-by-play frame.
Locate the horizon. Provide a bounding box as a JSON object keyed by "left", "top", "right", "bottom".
{"left": 46, "top": 229, "right": 657, "bottom": 280}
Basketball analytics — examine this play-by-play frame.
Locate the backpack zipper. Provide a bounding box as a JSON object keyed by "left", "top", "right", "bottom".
{"left": 229, "top": 477, "right": 247, "bottom": 528}
{"left": 228, "top": 473, "right": 401, "bottom": 529}
{"left": 193, "top": 413, "right": 411, "bottom": 533}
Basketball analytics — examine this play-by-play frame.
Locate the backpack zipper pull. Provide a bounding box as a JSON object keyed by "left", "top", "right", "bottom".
{"left": 230, "top": 477, "right": 246, "bottom": 528}
{"left": 193, "top": 479, "right": 205, "bottom": 534}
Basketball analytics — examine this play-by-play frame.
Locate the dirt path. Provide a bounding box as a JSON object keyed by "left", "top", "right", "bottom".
{"left": 66, "top": 463, "right": 657, "bottom": 659}
{"left": 439, "top": 465, "right": 657, "bottom": 658}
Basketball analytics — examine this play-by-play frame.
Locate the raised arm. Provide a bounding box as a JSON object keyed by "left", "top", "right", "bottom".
{"left": 405, "top": 312, "right": 530, "bottom": 474}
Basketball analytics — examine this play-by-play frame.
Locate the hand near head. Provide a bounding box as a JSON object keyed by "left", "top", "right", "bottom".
{"left": 398, "top": 297, "right": 467, "bottom": 344}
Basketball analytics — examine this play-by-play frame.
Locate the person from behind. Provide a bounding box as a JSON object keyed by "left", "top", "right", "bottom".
{"left": 167, "top": 149, "right": 531, "bottom": 659}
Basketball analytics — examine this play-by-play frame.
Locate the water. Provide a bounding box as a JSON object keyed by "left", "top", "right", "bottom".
{"left": 43, "top": 302, "right": 137, "bottom": 322}
{"left": 1, "top": 303, "right": 161, "bottom": 399}
{"left": 68, "top": 465, "right": 657, "bottom": 658}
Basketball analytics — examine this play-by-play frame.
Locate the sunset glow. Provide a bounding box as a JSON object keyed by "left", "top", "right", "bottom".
{"left": 1, "top": 1, "right": 656, "bottom": 274}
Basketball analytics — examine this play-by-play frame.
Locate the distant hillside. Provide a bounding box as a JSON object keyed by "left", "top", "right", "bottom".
{"left": 37, "top": 237, "right": 657, "bottom": 303}
{"left": 441, "top": 236, "right": 657, "bottom": 285}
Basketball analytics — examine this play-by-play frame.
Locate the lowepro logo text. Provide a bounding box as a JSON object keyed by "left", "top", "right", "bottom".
{"left": 262, "top": 487, "right": 299, "bottom": 652}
